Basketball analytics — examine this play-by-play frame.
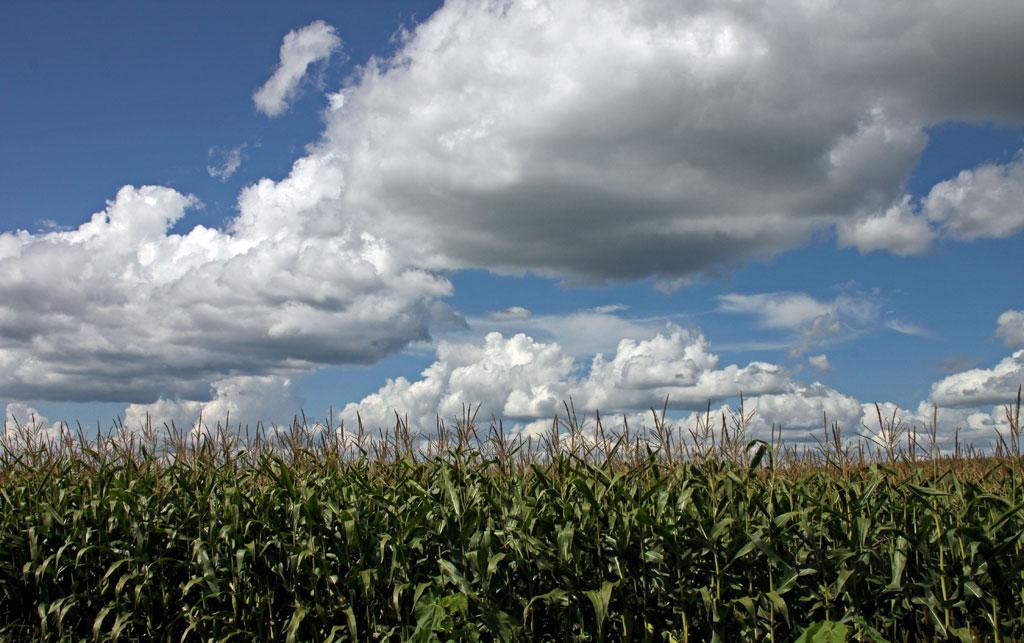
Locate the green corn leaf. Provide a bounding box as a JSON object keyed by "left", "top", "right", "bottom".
{"left": 584, "top": 580, "right": 616, "bottom": 641}
{"left": 794, "top": 620, "right": 850, "bottom": 643}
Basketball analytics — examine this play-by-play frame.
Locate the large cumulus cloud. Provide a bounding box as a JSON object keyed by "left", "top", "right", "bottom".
{"left": 316, "top": 0, "right": 1024, "bottom": 282}
{"left": 0, "top": 177, "right": 454, "bottom": 403}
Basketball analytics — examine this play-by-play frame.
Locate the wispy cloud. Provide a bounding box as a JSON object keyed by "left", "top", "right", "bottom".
{"left": 206, "top": 144, "right": 248, "bottom": 181}
{"left": 487, "top": 306, "right": 532, "bottom": 321}
{"left": 938, "top": 356, "right": 978, "bottom": 374}
{"left": 885, "top": 319, "right": 937, "bottom": 338}
{"left": 719, "top": 291, "right": 938, "bottom": 354}
{"left": 718, "top": 291, "right": 881, "bottom": 356}
{"left": 718, "top": 293, "right": 835, "bottom": 331}
{"left": 452, "top": 305, "right": 696, "bottom": 359}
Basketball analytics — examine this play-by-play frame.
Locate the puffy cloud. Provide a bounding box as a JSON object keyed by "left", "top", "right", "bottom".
{"left": 923, "top": 312, "right": 1024, "bottom": 437}
{"left": 746, "top": 397, "right": 1006, "bottom": 454}
{"left": 342, "top": 322, "right": 962, "bottom": 447}
{"left": 5, "top": 402, "right": 55, "bottom": 430}
{"left": 850, "top": 401, "right": 1012, "bottom": 452}
{"left": 842, "top": 156, "right": 1024, "bottom": 254}
{"left": 808, "top": 354, "right": 831, "bottom": 372}
{"left": 997, "top": 310, "right": 1024, "bottom": 347}
{"left": 0, "top": 182, "right": 454, "bottom": 403}
{"left": 912, "top": 402, "right": 1012, "bottom": 447}
{"left": 924, "top": 157, "right": 1024, "bottom": 241}
{"left": 930, "top": 350, "right": 1024, "bottom": 408}
{"left": 253, "top": 20, "right": 341, "bottom": 117}
{"left": 738, "top": 384, "right": 863, "bottom": 441}
{"left": 578, "top": 330, "right": 788, "bottom": 411}
{"left": 305, "top": 0, "right": 1024, "bottom": 280}
{"left": 340, "top": 327, "right": 790, "bottom": 432}
{"left": 837, "top": 197, "right": 935, "bottom": 255}
{"left": 123, "top": 375, "right": 302, "bottom": 430}
{"left": 3, "top": 403, "right": 65, "bottom": 445}
{"left": 337, "top": 317, "right": 1023, "bottom": 448}
{"left": 340, "top": 332, "right": 576, "bottom": 431}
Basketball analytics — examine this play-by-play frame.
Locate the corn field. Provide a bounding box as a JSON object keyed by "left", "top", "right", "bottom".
{"left": 1, "top": 397, "right": 1023, "bottom": 641}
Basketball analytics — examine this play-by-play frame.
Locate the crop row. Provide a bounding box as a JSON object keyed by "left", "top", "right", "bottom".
{"left": 2, "top": 426, "right": 1023, "bottom": 641}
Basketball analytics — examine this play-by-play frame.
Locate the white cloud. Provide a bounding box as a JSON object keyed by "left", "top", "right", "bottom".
{"left": 463, "top": 307, "right": 683, "bottom": 358}
{"left": 996, "top": 310, "right": 1024, "bottom": 347}
{"left": 837, "top": 197, "right": 935, "bottom": 255}
{"left": 930, "top": 350, "right": 1024, "bottom": 408}
{"left": 885, "top": 319, "right": 936, "bottom": 338}
{"left": 842, "top": 155, "right": 1024, "bottom": 255}
{"left": 578, "top": 329, "right": 788, "bottom": 412}
{"left": 339, "top": 324, "right": 1018, "bottom": 448}
{"left": 857, "top": 401, "right": 1014, "bottom": 450}
{"left": 924, "top": 157, "right": 1024, "bottom": 241}
{"left": 591, "top": 304, "right": 629, "bottom": 315}
{"left": 727, "top": 384, "right": 863, "bottom": 441}
{"left": 207, "top": 144, "right": 247, "bottom": 181}
{"left": 253, "top": 20, "right": 341, "bottom": 117}
{"left": 340, "top": 327, "right": 791, "bottom": 432}
{"left": 123, "top": 375, "right": 302, "bottom": 430}
{"left": 341, "top": 332, "right": 576, "bottom": 431}
{"left": 307, "top": 0, "right": 1024, "bottom": 280}
{"left": 5, "top": 0, "right": 1024, "bottom": 415}
{"left": 3, "top": 403, "right": 65, "bottom": 445}
{"left": 808, "top": 354, "right": 831, "bottom": 372}
{"left": 718, "top": 290, "right": 936, "bottom": 354}
{"left": 921, "top": 312, "right": 1024, "bottom": 439}
{"left": 487, "top": 306, "right": 532, "bottom": 321}
{"left": 5, "top": 402, "right": 53, "bottom": 429}
{"left": 0, "top": 182, "right": 454, "bottom": 403}
{"left": 719, "top": 293, "right": 834, "bottom": 330}
{"left": 339, "top": 324, "right": 953, "bottom": 447}
{"left": 718, "top": 291, "right": 881, "bottom": 355}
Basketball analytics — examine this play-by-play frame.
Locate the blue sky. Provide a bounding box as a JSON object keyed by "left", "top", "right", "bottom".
{"left": 2, "top": 1, "right": 1023, "bottom": 443}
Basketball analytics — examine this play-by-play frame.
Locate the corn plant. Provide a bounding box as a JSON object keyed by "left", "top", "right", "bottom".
{"left": 2, "top": 400, "right": 1024, "bottom": 641}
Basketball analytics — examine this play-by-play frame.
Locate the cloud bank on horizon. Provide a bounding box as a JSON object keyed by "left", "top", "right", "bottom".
{"left": 57, "top": 316, "right": 1024, "bottom": 449}
{"left": 3, "top": 1, "right": 1024, "bottom": 442}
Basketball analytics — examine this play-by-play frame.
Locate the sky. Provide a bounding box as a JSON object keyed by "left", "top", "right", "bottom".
{"left": 2, "top": 0, "right": 1023, "bottom": 447}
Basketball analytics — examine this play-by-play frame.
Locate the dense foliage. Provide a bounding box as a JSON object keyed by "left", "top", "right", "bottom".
{"left": 1, "top": 415, "right": 1023, "bottom": 641}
